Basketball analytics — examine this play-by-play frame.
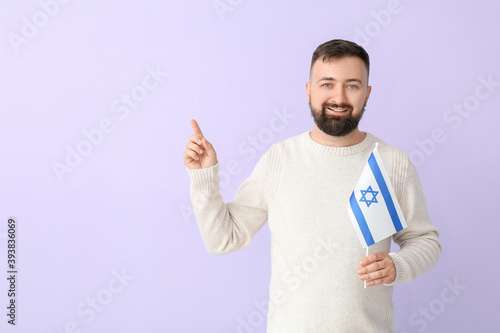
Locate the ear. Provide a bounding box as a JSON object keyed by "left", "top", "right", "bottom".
{"left": 305, "top": 81, "right": 311, "bottom": 104}
{"left": 365, "top": 85, "right": 372, "bottom": 105}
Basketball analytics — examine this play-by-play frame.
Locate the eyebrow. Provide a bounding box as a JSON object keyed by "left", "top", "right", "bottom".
{"left": 317, "top": 77, "right": 363, "bottom": 84}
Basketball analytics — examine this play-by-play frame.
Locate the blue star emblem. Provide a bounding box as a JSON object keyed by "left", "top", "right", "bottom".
{"left": 359, "top": 186, "right": 379, "bottom": 207}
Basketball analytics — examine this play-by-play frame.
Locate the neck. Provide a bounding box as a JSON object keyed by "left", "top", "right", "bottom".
{"left": 309, "top": 124, "right": 366, "bottom": 147}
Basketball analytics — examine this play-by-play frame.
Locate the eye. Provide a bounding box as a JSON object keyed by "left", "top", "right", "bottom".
{"left": 347, "top": 84, "right": 358, "bottom": 89}
{"left": 322, "top": 83, "right": 332, "bottom": 88}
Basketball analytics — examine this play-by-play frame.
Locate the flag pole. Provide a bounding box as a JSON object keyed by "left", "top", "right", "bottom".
{"left": 364, "top": 246, "right": 369, "bottom": 289}
{"left": 364, "top": 142, "right": 376, "bottom": 290}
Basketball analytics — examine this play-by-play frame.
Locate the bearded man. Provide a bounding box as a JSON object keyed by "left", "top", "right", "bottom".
{"left": 184, "top": 39, "right": 441, "bottom": 332}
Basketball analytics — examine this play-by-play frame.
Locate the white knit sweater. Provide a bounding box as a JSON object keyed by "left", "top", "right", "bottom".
{"left": 187, "top": 131, "right": 441, "bottom": 332}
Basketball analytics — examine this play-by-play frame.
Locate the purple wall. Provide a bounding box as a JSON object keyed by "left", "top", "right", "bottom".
{"left": 1, "top": 0, "right": 498, "bottom": 332}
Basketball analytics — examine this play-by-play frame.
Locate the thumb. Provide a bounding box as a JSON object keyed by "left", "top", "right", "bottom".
{"left": 201, "top": 137, "right": 213, "bottom": 151}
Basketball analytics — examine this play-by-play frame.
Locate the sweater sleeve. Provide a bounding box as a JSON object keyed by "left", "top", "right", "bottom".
{"left": 388, "top": 160, "right": 442, "bottom": 285}
{"left": 186, "top": 145, "right": 281, "bottom": 255}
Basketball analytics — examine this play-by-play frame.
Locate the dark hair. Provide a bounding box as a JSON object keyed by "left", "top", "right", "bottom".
{"left": 310, "top": 39, "right": 370, "bottom": 78}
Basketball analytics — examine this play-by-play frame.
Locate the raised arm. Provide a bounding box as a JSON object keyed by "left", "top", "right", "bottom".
{"left": 184, "top": 120, "right": 280, "bottom": 255}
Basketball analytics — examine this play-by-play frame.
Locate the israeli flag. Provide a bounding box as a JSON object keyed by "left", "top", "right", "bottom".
{"left": 348, "top": 143, "right": 407, "bottom": 248}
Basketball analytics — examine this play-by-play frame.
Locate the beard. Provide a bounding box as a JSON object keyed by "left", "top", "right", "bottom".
{"left": 309, "top": 101, "right": 365, "bottom": 137}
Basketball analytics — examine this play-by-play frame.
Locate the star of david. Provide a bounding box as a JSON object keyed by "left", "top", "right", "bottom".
{"left": 359, "top": 185, "right": 379, "bottom": 207}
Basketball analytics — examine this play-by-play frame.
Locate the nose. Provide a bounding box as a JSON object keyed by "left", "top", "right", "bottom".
{"left": 329, "top": 86, "right": 348, "bottom": 105}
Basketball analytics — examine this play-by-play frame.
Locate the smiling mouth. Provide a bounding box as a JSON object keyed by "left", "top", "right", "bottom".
{"left": 327, "top": 106, "right": 349, "bottom": 113}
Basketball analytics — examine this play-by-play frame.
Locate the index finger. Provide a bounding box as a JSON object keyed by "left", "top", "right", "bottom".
{"left": 190, "top": 119, "right": 204, "bottom": 136}
{"left": 359, "top": 252, "right": 384, "bottom": 266}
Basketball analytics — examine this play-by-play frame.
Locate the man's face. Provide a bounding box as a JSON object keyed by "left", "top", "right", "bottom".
{"left": 306, "top": 56, "right": 371, "bottom": 137}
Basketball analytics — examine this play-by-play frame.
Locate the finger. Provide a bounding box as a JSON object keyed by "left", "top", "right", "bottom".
{"left": 201, "top": 137, "right": 214, "bottom": 151}
{"left": 360, "top": 273, "right": 391, "bottom": 288}
{"left": 364, "top": 270, "right": 395, "bottom": 287}
{"left": 365, "top": 278, "right": 386, "bottom": 287}
{"left": 192, "top": 137, "right": 213, "bottom": 153}
{"left": 360, "top": 260, "right": 384, "bottom": 274}
{"left": 359, "top": 252, "right": 384, "bottom": 266}
{"left": 186, "top": 141, "right": 204, "bottom": 155}
{"left": 359, "top": 259, "right": 395, "bottom": 282}
{"left": 184, "top": 149, "right": 200, "bottom": 161}
{"left": 189, "top": 134, "right": 203, "bottom": 145}
{"left": 190, "top": 119, "right": 204, "bottom": 137}
{"left": 359, "top": 266, "right": 391, "bottom": 281}
{"left": 359, "top": 255, "right": 394, "bottom": 274}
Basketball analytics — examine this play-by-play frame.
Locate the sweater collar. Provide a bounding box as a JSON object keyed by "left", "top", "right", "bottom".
{"left": 302, "top": 131, "right": 377, "bottom": 155}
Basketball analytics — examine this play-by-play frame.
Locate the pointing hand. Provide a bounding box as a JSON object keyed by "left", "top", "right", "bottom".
{"left": 184, "top": 119, "right": 218, "bottom": 170}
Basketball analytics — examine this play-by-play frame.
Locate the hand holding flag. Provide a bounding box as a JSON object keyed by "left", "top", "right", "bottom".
{"left": 357, "top": 252, "right": 396, "bottom": 287}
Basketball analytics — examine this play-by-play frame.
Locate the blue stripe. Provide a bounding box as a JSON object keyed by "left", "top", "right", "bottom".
{"left": 350, "top": 192, "right": 375, "bottom": 247}
{"left": 368, "top": 153, "right": 404, "bottom": 232}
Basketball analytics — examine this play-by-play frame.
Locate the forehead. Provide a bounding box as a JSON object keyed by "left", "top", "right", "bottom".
{"left": 310, "top": 56, "right": 368, "bottom": 83}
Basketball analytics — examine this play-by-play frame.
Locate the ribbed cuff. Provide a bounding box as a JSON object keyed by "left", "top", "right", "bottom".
{"left": 186, "top": 163, "right": 220, "bottom": 192}
{"left": 385, "top": 252, "right": 411, "bottom": 286}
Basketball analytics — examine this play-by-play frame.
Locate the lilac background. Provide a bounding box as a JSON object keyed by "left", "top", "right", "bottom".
{"left": 0, "top": 0, "right": 499, "bottom": 332}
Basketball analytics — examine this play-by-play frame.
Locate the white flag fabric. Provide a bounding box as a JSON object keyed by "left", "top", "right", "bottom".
{"left": 347, "top": 143, "right": 407, "bottom": 248}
